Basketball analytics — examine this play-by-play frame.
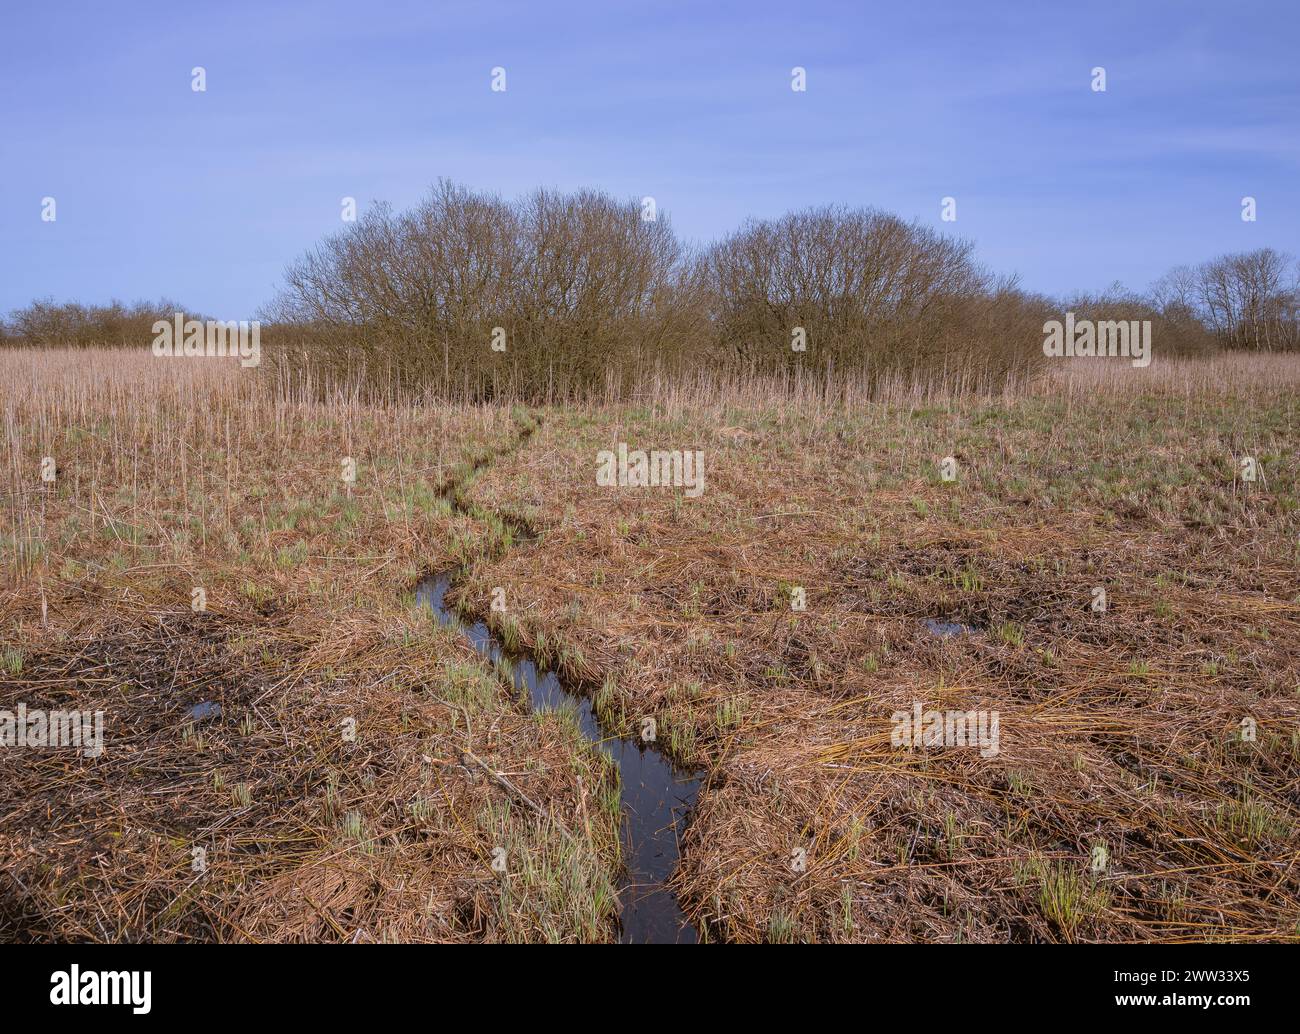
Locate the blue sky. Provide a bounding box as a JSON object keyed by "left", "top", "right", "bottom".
{"left": 3, "top": 0, "right": 1298, "bottom": 318}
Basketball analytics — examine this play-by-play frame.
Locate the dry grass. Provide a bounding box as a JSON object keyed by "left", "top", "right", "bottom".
{"left": 460, "top": 352, "right": 1300, "bottom": 942}
{"left": 4, "top": 347, "right": 1299, "bottom": 943}
{"left": 0, "top": 347, "right": 620, "bottom": 943}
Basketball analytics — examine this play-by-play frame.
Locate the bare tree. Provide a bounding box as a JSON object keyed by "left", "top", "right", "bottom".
{"left": 702, "top": 205, "right": 1043, "bottom": 386}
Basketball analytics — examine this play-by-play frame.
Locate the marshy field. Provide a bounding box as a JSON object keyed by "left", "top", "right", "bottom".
{"left": 2, "top": 345, "right": 1298, "bottom": 943}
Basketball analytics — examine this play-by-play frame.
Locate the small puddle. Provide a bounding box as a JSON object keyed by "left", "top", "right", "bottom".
{"left": 416, "top": 571, "right": 703, "bottom": 944}
{"left": 923, "top": 618, "right": 978, "bottom": 638}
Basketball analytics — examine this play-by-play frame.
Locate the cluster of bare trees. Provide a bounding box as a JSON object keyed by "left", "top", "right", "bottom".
{"left": 267, "top": 180, "right": 692, "bottom": 397}
{"left": 1060, "top": 249, "right": 1300, "bottom": 359}
{"left": 701, "top": 205, "right": 1046, "bottom": 388}
{"left": 1150, "top": 248, "right": 1300, "bottom": 353}
{"left": 6, "top": 180, "right": 1296, "bottom": 397}
{"left": 265, "top": 182, "right": 1051, "bottom": 398}
{"left": 0, "top": 298, "right": 190, "bottom": 349}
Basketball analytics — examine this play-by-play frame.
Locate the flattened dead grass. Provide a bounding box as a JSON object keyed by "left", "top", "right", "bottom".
{"left": 462, "top": 356, "right": 1300, "bottom": 942}
{"left": 0, "top": 349, "right": 620, "bottom": 943}
{"left": 0, "top": 591, "right": 619, "bottom": 942}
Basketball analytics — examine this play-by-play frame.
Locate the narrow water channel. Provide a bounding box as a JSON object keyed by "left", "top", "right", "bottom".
{"left": 416, "top": 569, "right": 702, "bottom": 943}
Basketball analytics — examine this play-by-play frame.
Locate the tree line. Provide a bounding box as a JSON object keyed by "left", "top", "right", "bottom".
{"left": 4, "top": 180, "right": 1297, "bottom": 398}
